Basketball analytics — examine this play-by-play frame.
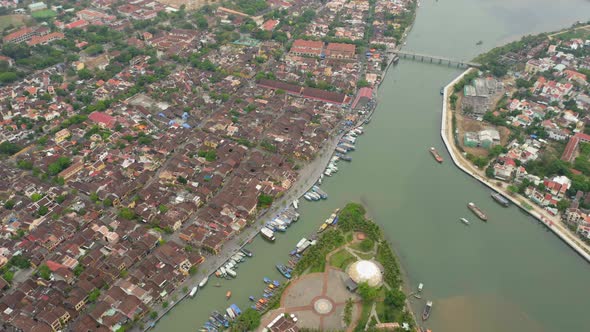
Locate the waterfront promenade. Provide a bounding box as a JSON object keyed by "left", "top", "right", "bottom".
{"left": 440, "top": 69, "right": 590, "bottom": 262}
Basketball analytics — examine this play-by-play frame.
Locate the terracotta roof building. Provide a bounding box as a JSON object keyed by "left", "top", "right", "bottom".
{"left": 3, "top": 26, "right": 36, "bottom": 43}
{"left": 325, "top": 42, "right": 356, "bottom": 59}
{"left": 89, "top": 111, "right": 117, "bottom": 128}
{"left": 290, "top": 39, "right": 324, "bottom": 57}
{"left": 27, "top": 32, "right": 65, "bottom": 46}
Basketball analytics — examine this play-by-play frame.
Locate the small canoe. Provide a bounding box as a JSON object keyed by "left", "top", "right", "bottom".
{"left": 226, "top": 291, "right": 232, "bottom": 299}
{"left": 249, "top": 296, "right": 255, "bottom": 301}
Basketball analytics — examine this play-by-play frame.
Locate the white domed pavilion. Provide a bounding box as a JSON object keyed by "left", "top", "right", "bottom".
{"left": 346, "top": 260, "right": 383, "bottom": 287}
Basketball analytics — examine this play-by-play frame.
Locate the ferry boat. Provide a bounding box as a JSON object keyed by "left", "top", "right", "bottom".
{"left": 336, "top": 153, "right": 352, "bottom": 161}
{"left": 308, "top": 192, "right": 321, "bottom": 200}
{"left": 467, "top": 202, "right": 488, "bottom": 221}
{"left": 317, "top": 222, "right": 329, "bottom": 233}
{"left": 460, "top": 217, "right": 470, "bottom": 225}
{"left": 240, "top": 248, "right": 253, "bottom": 257}
{"left": 190, "top": 286, "right": 198, "bottom": 298}
{"left": 226, "top": 307, "right": 236, "bottom": 320}
{"left": 226, "top": 268, "right": 237, "bottom": 278}
{"left": 260, "top": 227, "right": 276, "bottom": 241}
{"left": 491, "top": 192, "right": 510, "bottom": 207}
{"left": 199, "top": 276, "right": 209, "bottom": 288}
{"left": 230, "top": 304, "right": 241, "bottom": 316}
{"left": 312, "top": 186, "right": 328, "bottom": 199}
{"left": 422, "top": 301, "right": 432, "bottom": 321}
{"left": 297, "top": 240, "right": 312, "bottom": 254}
{"left": 276, "top": 264, "right": 292, "bottom": 279}
{"left": 335, "top": 146, "right": 348, "bottom": 154}
{"left": 429, "top": 147, "right": 443, "bottom": 163}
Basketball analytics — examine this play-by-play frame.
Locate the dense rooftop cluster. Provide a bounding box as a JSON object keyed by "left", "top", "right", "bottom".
{"left": 0, "top": 0, "right": 415, "bottom": 330}
{"left": 456, "top": 26, "right": 590, "bottom": 243}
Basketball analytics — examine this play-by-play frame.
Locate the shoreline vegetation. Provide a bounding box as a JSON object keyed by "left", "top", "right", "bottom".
{"left": 442, "top": 21, "right": 590, "bottom": 261}
{"left": 257, "top": 202, "right": 417, "bottom": 332}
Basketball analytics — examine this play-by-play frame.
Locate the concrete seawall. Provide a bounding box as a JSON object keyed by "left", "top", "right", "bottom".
{"left": 440, "top": 69, "right": 590, "bottom": 263}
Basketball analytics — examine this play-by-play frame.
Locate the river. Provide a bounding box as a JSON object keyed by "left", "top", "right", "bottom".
{"left": 154, "top": 0, "right": 590, "bottom": 331}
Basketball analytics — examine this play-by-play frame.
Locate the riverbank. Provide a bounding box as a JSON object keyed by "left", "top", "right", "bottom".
{"left": 440, "top": 69, "right": 590, "bottom": 262}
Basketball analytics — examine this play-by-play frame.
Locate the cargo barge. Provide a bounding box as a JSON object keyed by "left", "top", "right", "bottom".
{"left": 429, "top": 147, "right": 443, "bottom": 163}
{"left": 491, "top": 192, "right": 510, "bottom": 207}
{"left": 468, "top": 202, "right": 488, "bottom": 221}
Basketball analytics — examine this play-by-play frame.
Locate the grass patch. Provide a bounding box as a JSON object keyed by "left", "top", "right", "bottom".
{"left": 349, "top": 239, "right": 374, "bottom": 253}
{"left": 308, "top": 260, "right": 325, "bottom": 274}
{"left": 329, "top": 249, "right": 356, "bottom": 270}
{"left": 31, "top": 10, "right": 57, "bottom": 19}
{"left": 354, "top": 301, "right": 374, "bottom": 332}
{"left": 0, "top": 15, "right": 29, "bottom": 31}
{"left": 345, "top": 231, "right": 353, "bottom": 243}
{"left": 356, "top": 252, "right": 374, "bottom": 260}
{"left": 375, "top": 300, "right": 386, "bottom": 322}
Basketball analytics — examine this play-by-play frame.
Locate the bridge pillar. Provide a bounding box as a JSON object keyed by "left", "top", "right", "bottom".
{"left": 439, "top": 59, "right": 442, "bottom": 64}
{"left": 430, "top": 58, "right": 433, "bottom": 63}
{"left": 412, "top": 54, "right": 415, "bottom": 60}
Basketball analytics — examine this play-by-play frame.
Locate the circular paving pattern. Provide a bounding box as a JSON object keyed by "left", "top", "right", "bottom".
{"left": 313, "top": 297, "right": 333, "bottom": 315}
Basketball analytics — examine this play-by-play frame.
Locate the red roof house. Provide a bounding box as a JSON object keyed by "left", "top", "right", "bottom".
{"left": 89, "top": 111, "right": 116, "bottom": 128}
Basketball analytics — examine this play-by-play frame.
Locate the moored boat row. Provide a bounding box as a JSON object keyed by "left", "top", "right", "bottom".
{"left": 215, "top": 250, "right": 252, "bottom": 279}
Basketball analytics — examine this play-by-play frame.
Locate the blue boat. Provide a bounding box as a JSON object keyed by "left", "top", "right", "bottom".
{"left": 276, "top": 264, "right": 292, "bottom": 279}
{"left": 263, "top": 293, "right": 272, "bottom": 298}
{"left": 273, "top": 280, "right": 280, "bottom": 287}
{"left": 230, "top": 304, "right": 242, "bottom": 316}
{"left": 249, "top": 296, "right": 255, "bottom": 301}
{"left": 263, "top": 277, "right": 271, "bottom": 283}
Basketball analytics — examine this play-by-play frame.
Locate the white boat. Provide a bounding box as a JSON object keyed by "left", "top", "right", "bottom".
{"left": 460, "top": 217, "right": 470, "bottom": 225}
{"left": 261, "top": 227, "right": 276, "bottom": 241}
{"left": 324, "top": 170, "right": 333, "bottom": 176}
{"left": 220, "top": 267, "right": 226, "bottom": 276}
{"left": 292, "top": 200, "right": 299, "bottom": 209}
{"left": 303, "top": 193, "right": 313, "bottom": 201}
{"left": 190, "top": 286, "right": 198, "bottom": 298}
{"left": 226, "top": 268, "right": 237, "bottom": 278}
{"left": 226, "top": 307, "right": 236, "bottom": 320}
{"left": 297, "top": 240, "right": 312, "bottom": 254}
{"left": 296, "top": 238, "right": 308, "bottom": 249}
{"left": 199, "top": 277, "right": 208, "bottom": 288}
{"left": 418, "top": 283, "right": 423, "bottom": 292}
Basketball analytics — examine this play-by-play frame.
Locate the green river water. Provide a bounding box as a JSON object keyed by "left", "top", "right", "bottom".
{"left": 155, "top": 0, "right": 590, "bottom": 331}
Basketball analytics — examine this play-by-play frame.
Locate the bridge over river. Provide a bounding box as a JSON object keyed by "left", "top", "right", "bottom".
{"left": 392, "top": 50, "right": 482, "bottom": 68}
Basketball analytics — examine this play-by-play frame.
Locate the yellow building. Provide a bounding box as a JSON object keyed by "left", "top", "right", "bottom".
{"left": 54, "top": 128, "right": 70, "bottom": 143}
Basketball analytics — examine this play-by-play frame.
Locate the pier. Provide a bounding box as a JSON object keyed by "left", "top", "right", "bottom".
{"left": 393, "top": 50, "right": 481, "bottom": 68}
